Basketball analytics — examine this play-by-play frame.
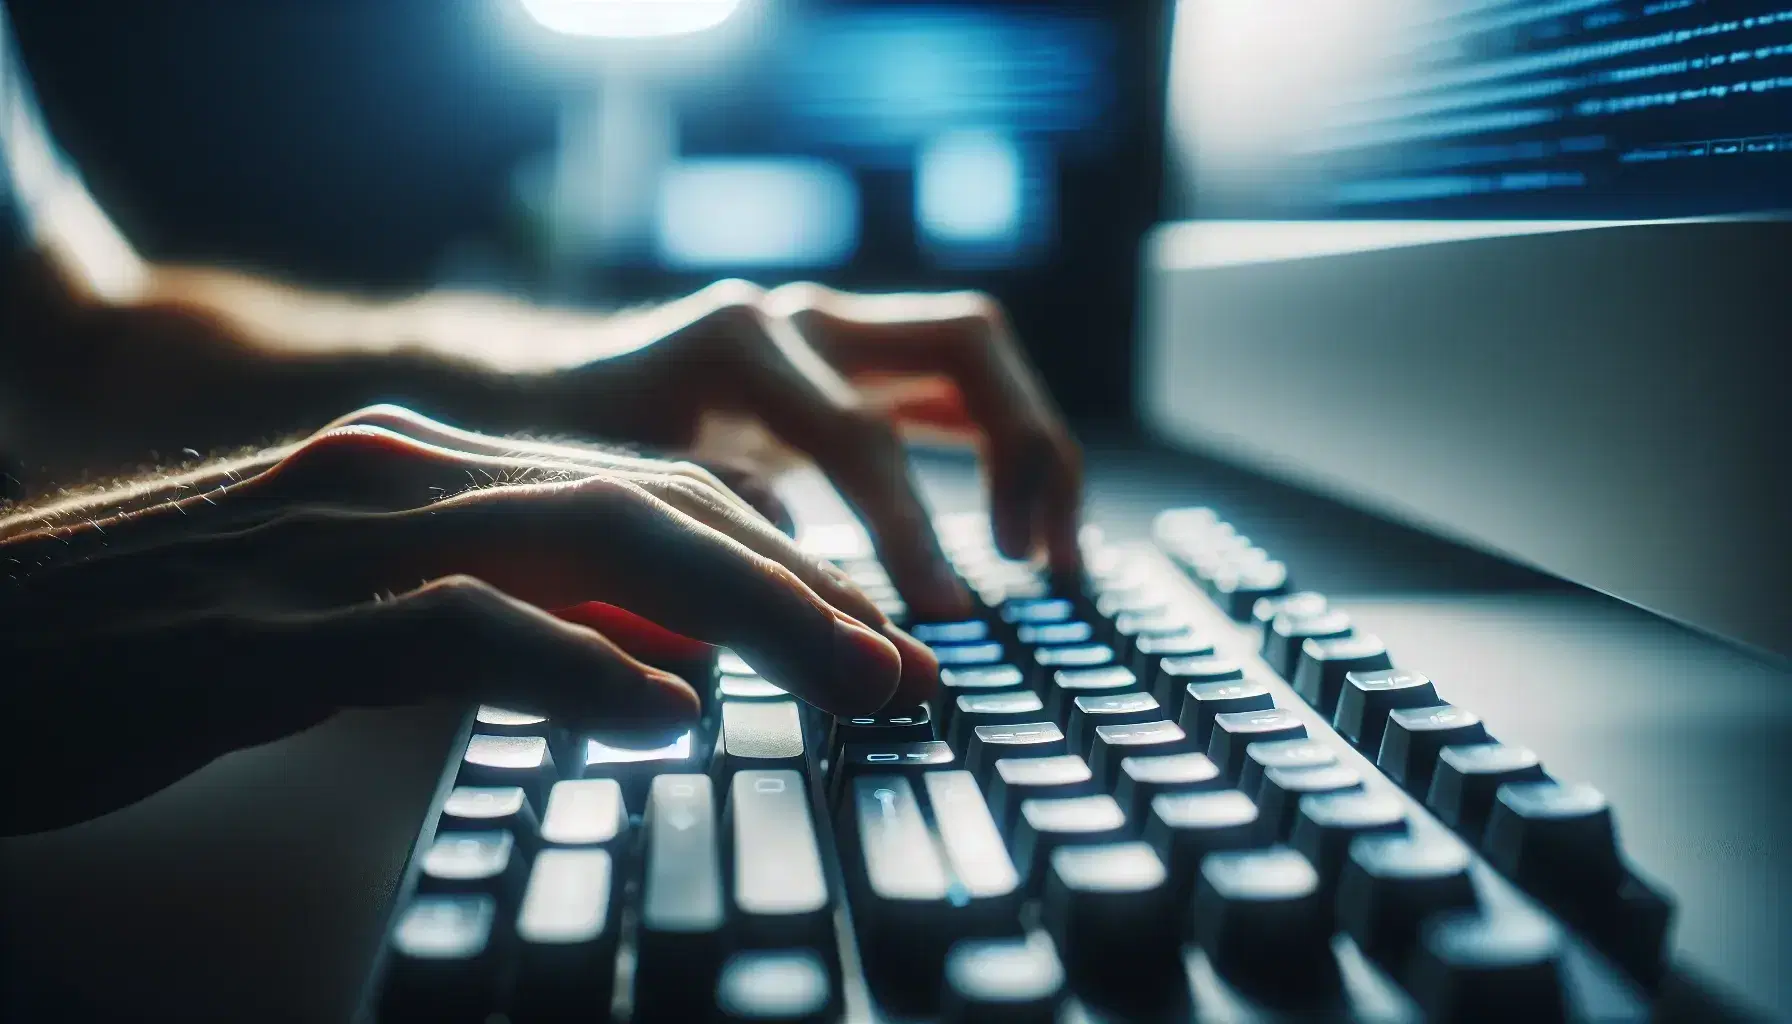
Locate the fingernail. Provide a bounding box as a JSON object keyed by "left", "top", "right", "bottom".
{"left": 830, "top": 615, "right": 902, "bottom": 715}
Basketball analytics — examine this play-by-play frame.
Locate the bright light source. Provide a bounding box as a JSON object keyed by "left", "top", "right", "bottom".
{"left": 520, "top": 0, "right": 743, "bottom": 39}
{"left": 917, "top": 130, "right": 1022, "bottom": 244}
{"left": 656, "top": 159, "right": 859, "bottom": 269}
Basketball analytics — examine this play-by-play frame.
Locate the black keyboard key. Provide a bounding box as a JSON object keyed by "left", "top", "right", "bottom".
{"left": 474, "top": 705, "right": 551, "bottom": 737}
{"left": 938, "top": 666, "right": 1027, "bottom": 729}
{"left": 1066, "top": 691, "right": 1162, "bottom": 758}
{"left": 418, "top": 831, "right": 525, "bottom": 903}
{"left": 1113, "top": 608, "right": 1190, "bottom": 662}
{"left": 935, "top": 641, "right": 1007, "bottom": 667}
{"left": 1263, "top": 609, "right": 1353, "bottom": 678}
{"left": 1155, "top": 654, "right": 1246, "bottom": 714}
{"left": 1333, "top": 669, "right": 1438, "bottom": 752}
{"left": 911, "top": 620, "right": 990, "bottom": 645}
{"left": 1336, "top": 832, "right": 1477, "bottom": 966}
{"left": 1089, "top": 719, "right": 1191, "bottom": 789}
{"left": 635, "top": 775, "right": 725, "bottom": 1024}
{"left": 1032, "top": 644, "right": 1116, "bottom": 692}
{"left": 539, "top": 779, "right": 628, "bottom": 848}
{"left": 1482, "top": 781, "right": 1624, "bottom": 909}
{"left": 1131, "top": 630, "right": 1215, "bottom": 691}
{"left": 1238, "top": 737, "right": 1337, "bottom": 797}
{"left": 1045, "top": 664, "right": 1137, "bottom": 724}
{"left": 1015, "top": 619, "right": 1094, "bottom": 648}
{"left": 1192, "top": 847, "right": 1337, "bottom": 1002}
{"left": 580, "top": 728, "right": 696, "bottom": 809}
{"left": 714, "top": 949, "right": 838, "bottom": 1024}
{"left": 1426, "top": 743, "right": 1546, "bottom": 842}
{"left": 719, "top": 675, "right": 789, "bottom": 701}
{"left": 1407, "top": 911, "right": 1567, "bottom": 1024}
{"left": 1292, "top": 633, "right": 1392, "bottom": 716}
{"left": 1207, "top": 707, "right": 1307, "bottom": 783}
{"left": 988, "top": 754, "right": 1097, "bottom": 831}
{"left": 1113, "top": 751, "right": 1223, "bottom": 822}
{"left": 831, "top": 741, "right": 956, "bottom": 811}
{"left": 1290, "top": 789, "right": 1409, "bottom": 892}
{"left": 1251, "top": 591, "right": 1327, "bottom": 632}
{"left": 1175, "top": 676, "right": 1270, "bottom": 746}
{"left": 941, "top": 935, "right": 1066, "bottom": 1024}
{"left": 830, "top": 704, "right": 933, "bottom": 759}
{"left": 948, "top": 690, "right": 1047, "bottom": 751}
{"left": 511, "top": 848, "right": 619, "bottom": 1023}
{"left": 1011, "top": 794, "right": 1129, "bottom": 891}
{"left": 441, "top": 786, "right": 539, "bottom": 844}
{"left": 1214, "top": 559, "right": 1289, "bottom": 620}
{"left": 1043, "top": 842, "right": 1185, "bottom": 1013}
{"left": 1144, "top": 789, "right": 1262, "bottom": 912}
{"left": 460, "top": 734, "right": 556, "bottom": 806}
{"left": 728, "top": 770, "right": 832, "bottom": 948}
{"left": 922, "top": 771, "right": 1025, "bottom": 918}
{"left": 846, "top": 775, "right": 957, "bottom": 1005}
{"left": 379, "top": 894, "right": 501, "bottom": 1023}
{"left": 1378, "top": 705, "right": 1488, "bottom": 795}
{"left": 1094, "top": 588, "right": 1171, "bottom": 641}
{"left": 1258, "top": 763, "right": 1363, "bottom": 841}
{"left": 967, "top": 722, "right": 1067, "bottom": 782}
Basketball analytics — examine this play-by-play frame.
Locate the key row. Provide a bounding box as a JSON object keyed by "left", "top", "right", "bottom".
{"left": 384, "top": 769, "right": 841, "bottom": 1023}
{"left": 1150, "top": 507, "right": 1675, "bottom": 987}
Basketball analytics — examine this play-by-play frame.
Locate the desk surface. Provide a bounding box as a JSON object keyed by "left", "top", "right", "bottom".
{"left": 3, "top": 440, "right": 1787, "bottom": 1022}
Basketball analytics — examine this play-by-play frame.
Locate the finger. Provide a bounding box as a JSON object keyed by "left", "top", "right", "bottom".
{"left": 689, "top": 455, "right": 795, "bottom": 536}
{"left": 240, "top": 476, "right": 904, "bottom": 715}
{"left": 627, "top": 472, "right": 893, "bottom": 631}
{"left": 768, "top": 284, "right": 1083, "bottom": 570}
{"left": 684, "top": 294, "right": 971, "bottom": 620}
{"left": 879, "top": 622, "right": 941, "bottom": 709}
{"left": 249, "top": 575, "right": 702, "bottom": 728}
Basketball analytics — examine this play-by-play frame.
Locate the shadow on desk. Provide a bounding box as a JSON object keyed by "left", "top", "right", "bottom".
{"left": 1, "top": 702, "right": 466, "bottom": 1023}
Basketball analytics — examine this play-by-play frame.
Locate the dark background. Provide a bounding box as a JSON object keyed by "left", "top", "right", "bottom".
{"left": 8, "top": 0, "right": 1174, "bottom": 425}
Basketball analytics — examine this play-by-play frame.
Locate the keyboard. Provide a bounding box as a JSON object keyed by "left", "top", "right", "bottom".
{"left": 354, "top": 505, "right": 1674, "bottom": 1023}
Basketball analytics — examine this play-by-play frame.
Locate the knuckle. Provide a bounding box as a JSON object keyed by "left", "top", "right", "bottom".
{"left": 667, "top": 460, "right": 728, "bottom": 493}
{"left": 327, "top": 403, "right": 426, "bottom": 431}
{"left": 277, "top": 425, "right": 428, "bottom": 485}
{"left": 699, "top": 279, "right": 768, "bottom": 321}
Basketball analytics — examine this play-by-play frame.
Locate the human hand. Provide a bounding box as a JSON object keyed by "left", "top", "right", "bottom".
{"left": 0, "top": 405, "right": 935, "bottom": 835}
{"left": 555, "top": 281, "right": 1083, "bottom": 620}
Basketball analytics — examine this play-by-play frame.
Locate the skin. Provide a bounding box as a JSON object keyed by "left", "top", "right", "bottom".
{"left": 0, "top": 103, "right": 1082, "bottom": 838}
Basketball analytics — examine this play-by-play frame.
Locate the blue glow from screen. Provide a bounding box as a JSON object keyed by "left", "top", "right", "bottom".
{"left": 918, "top": 130, "right": 1020, "bottom": 243}
{"left": 655, "top": 158, "right": 858, "bottom": 269}
{"left": 776, "top": 9, "right": 1112, "bottom": 151}
{"left": 916, "top": 130, "right": 1048, "bottom": 267}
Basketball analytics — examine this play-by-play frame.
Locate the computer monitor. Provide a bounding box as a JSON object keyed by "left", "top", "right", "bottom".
{"left": 1140, "top": 0, "right": 1791, "bottom": 659}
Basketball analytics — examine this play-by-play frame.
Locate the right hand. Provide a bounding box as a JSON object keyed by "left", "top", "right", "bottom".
{"left": 0, "top": 405, "right": 936, "bottom": 835}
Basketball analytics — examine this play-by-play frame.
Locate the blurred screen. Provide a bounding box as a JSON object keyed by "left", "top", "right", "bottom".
{"left": 1167, "top": 0, "right": 1792, "bottom": 218}
{"left": 638, "top": 5, "right": 1114, "bottom": 272}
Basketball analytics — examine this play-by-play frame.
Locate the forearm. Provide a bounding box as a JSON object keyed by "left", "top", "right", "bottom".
{"left": 3, "top": 276, "right": 551, "bottom": 484}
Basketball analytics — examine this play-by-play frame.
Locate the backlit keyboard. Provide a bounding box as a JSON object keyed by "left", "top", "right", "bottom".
{"left": 355, "top": 507, "right": 1674, "bottom": 1022}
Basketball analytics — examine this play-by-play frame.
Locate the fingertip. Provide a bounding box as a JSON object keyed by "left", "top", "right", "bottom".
{"left": 879, "top": 624, "right": 940, "bottom": 709}
{"left": 824, "top": 614, "right": 903, "bottom": 716}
